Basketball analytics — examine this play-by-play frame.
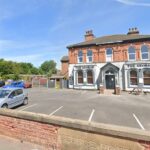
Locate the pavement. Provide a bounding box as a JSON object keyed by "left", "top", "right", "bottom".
{"left": 0, "top": 135, "right": 44, "bottom": 150}
{"left": 13, "top": 88, "right": 150, "bottom": 131}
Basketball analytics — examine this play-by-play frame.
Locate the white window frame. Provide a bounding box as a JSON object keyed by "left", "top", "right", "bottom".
{"left": 78, "top": 50, "right": 83, "bottom": 63}
{"left": 129, "top": 70, "right": 138, "bottom": 87}
{"left": 86, "top": 70, "right": 94, "bottom": 85}
{"left": 128, "top": 46, "right": 136, "bottom": 61}
{"left": 141, "top": 45, "right": 149, "bottom": 60}
{"left": 143, "top": 70, "right": 150, "bottom": 87}
{"left": 86, "top": 50, "right": 93, "bottom": 63}
{"left": 106, "top": 48, "right": 113, "bottom": 62}
{"left": 77, "top": 70, "right": 83, "bottom": 85}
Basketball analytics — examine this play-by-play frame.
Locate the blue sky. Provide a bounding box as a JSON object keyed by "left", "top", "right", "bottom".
{"left": 0, "top": 0, "right": 150, "bottom": 68}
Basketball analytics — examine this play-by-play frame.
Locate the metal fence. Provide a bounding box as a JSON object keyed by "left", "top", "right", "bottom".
{"left": 32, "top": 77, "right": 48, "bottom": 88}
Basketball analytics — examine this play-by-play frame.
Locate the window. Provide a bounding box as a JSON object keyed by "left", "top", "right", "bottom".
{"left": 87, "top": 50, "right": 93, "bottom": 63}
{"left": 9, "top": 91, "right": 17, "bottom": 98}
{"left": 78, "top": 50, "right": 83, "bottom": 63}
{"left": 130, "top": 70, "right": 138, "bottom": 85}
{"left": 78, "top": 70, "right": 83, "bottom": 84}
{"left": 106, "top": 48, "right": 113, "bottom": 62}
{"left": 87, "top": 70, "right": 93, "bottom": 84}
{"left": 143, "top": 70, "right": 150, "bottom": 86}
{"left": 16, "top": 89, "right": 23, "bottom": 95}
{"left": 141, "top": 45, "right": 149, "bottom": 60}
{"left": 128, "top": 46, "right": 136, "bottom": 61}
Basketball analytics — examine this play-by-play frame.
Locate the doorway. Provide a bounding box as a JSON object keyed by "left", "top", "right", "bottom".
{"left": 105, "top": 75, "right": 115, "bottom": 89}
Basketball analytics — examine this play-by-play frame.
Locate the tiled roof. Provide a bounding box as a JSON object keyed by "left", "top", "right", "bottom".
{"left": 67, "top": 34, "right": 150, "bottom": 48}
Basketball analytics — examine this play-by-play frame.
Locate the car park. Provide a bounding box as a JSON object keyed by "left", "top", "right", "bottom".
{"left": 24, "top": 81, "right": 32, "bottom": 88}
{"left": 0, "top": 88, "right": 28, "bottom": 108}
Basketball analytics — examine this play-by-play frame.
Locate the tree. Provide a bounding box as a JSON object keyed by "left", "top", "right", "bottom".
{"left": 40, "top": 60, "right": 57, "bottom": 75}
{"left": 31, "top": 67, "right": 39, "bottom": 75}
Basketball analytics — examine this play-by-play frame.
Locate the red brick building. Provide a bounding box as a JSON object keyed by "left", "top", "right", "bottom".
{"left": 67, "top": 28, "right": 150, "bottom": 92}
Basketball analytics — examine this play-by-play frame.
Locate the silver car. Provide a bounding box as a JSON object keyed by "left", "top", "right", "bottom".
{"left": 0, "top": 88, "right": 28, "bottom": 108}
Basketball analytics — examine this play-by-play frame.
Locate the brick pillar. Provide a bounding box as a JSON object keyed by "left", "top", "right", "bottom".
{"left": 99, "top": 84, "right": 104, "bottom": 94}
{"left": 115, "top": 85, "right": 121, "bottom": 95}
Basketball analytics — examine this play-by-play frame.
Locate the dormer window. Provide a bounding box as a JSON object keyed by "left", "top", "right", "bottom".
{"left": 106, "top": 48, "right": 113, "bottom": 62}
{"left": 128, "top": 46, "right": 136, "bottom": 61}
{"left": 141, "top": 45, "right": 149, "bottom": 60}
{"left": 87, "top": 50, "right": 93, "bottom": 63}
{"left": 78, "top": 50, "right": 83, "bottom": 63}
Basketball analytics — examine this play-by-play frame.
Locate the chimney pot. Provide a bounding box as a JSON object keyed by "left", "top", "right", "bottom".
{"left": 85, "top": 30, "right": 95, "bottom": 41}
{"left": 127, "top": 27, "right": 140, "bottom": 35}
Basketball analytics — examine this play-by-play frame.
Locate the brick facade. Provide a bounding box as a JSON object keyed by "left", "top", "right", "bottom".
{"left": 67, "top": 29, "right": 150, "bottom": 92}
{"left": 69, "top": 42, "right": 150, "bottom": 64}
{"left": 61, "top": 61, "right": 68, "bottom": 77}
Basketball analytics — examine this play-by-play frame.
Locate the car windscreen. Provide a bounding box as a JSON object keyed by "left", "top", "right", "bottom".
{"left": 11, "top": 83, "right": 17, "bottom": 86}
{"left": 0, "top": 90, "right": 11, "bottom": 98}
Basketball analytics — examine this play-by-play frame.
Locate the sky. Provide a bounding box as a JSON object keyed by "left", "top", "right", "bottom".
{"left": 0, "top": 0, "right": 150, "bottom": 69}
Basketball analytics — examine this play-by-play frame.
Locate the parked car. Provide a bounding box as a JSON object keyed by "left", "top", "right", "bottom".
{"left": 24, "top": 81, "right": 32, "bottom": 88}
{"left": 3, "top": 81, "right": 25, "bottom": 88}
{"left": 0, "top": 81, "right": 5, "bottom": 87}
{"left": 0, "top": 88, "right": 28, "bottom": 108}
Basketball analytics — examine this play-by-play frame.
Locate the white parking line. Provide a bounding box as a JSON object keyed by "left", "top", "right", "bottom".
{"left": 19, "top": 104, "right": 37, "bottom": 111}
{"left": 133, "top": 113, "right": 145, "bottom": 130}
{"left": 49, "top": 106, "right": 63, "bottom": 116}
{"left": 88, "top": 109, "right": 95, "bottom": 122}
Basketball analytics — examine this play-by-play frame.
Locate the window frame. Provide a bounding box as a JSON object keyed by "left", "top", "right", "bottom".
{"left": 141, "top": 45, "right": 149, "bottom": 60}
{"left": 78, "top": 50, "right": 83, "bottom": 63}
{"left": 143, "top": 69, "right": 150, "bottom": 86}
{"left": 106, "top": 48, "right": 113, "bottom": 62}
{"left": 77, "top": 70, "right": 83, "bottom": 84}
{"left": 86, "top": 50, "right": 93, "bottom": 63}
{"left": 128, "top": 46, "right": 136, "bottom": 61}
{"left": 129, "top": 70, "right": 138, "bottom": 86}
{"left": 16, "top": 89, "right": 23, "bottom": 95}
{"left": 87, "top": 70, "right": 94, "bottom": 85}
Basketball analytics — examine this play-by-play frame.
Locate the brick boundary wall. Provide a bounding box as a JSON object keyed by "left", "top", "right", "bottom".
{"left": 0, "top": 109, "right": 150, "bottom": 150}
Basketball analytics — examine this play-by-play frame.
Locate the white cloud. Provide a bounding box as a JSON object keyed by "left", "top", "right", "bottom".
{"left": 5, "top": 54, "right": 43, "bottom": 66}
{"left": 0, "top": 39, "right": 67, "bottom": 67}
{"left": 116, "top": 0, "right": 150, "bottom": 7}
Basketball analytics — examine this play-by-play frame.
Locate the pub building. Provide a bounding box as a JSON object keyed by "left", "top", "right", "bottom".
{"left": 67, "top": 28, "right": 150, "bottom": 94}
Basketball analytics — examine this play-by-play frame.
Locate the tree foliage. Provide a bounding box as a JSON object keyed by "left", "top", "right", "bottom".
{"left": 40, "top": 60, "right": 57, "bottom": 76}
{"left": 0, "top": 59, "right": 57, "bottom": 79}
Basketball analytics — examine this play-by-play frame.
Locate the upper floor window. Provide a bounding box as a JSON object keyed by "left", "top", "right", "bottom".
{"left": 130, "top": 70, "right": 138, "bottom": 85}
{"left": 87, "top": 70, "right": 93, "bottom": 84}
{"left": 128, "top": 46, "right": 136, "bottom": 61}
{"left": 78, "top": 50, "right": 83, "bottom": 63}
{"left": 143, "top": 70, "right": 150, "bottom": 86}
{"left": 106, "top": 48, "right": 113, "bottom": 62}
{"left": 87, "top": 50, "right": 93, "bottom": 63}
{"left": 141, "top": 45, "right": 149, "bottom": 60}
{"left": 77, "top": 70, "right": 83, "bottom": 84}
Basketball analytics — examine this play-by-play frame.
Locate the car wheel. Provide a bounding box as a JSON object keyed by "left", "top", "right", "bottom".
{"left": 23, "top": 98, "right": 28, "bottom": 105}
{"left": 2, "top": 104, "right": 8, "bottom": 109}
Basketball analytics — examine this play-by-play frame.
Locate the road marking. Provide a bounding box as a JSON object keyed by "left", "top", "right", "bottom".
{"left": 88, "top": 109, "right": 95, "bottom": 122}
{"left": 19, "top": 104, "right": 37, "bottom": 111}
{"left": 49, "top": 106, "right": 63, "bottom": 116}
{"left": 133, "top": 113, "right": 145, "bottom": 130}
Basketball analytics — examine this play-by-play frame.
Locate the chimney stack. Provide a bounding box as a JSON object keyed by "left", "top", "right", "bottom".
{"left": 127, "top": 27, "right": 139, "bottom": 35}
{"left": 85, "top": 30, "right": 95, "bottom": 41}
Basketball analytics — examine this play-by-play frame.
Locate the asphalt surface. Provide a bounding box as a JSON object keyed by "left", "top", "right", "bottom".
{"left": 15, "top": 88, "right": 150, "bottom": 131}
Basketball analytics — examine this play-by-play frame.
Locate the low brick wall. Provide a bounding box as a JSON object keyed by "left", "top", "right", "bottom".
{"left": 0, "top": 109, "right": 150, "bottom": 150}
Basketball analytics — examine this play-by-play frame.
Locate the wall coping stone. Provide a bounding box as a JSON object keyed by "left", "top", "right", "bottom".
{"left": 0, "top": 109, "right": 150, "bottom": 141}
